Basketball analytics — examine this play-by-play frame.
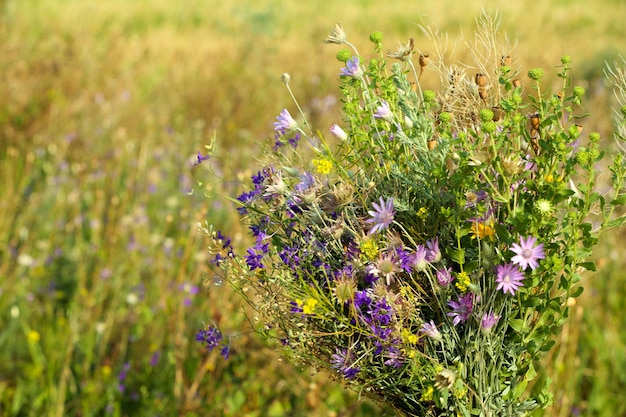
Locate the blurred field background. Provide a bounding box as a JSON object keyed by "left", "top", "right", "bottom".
{"left": 1, "top": 0, "right": 626, "bottom": 416}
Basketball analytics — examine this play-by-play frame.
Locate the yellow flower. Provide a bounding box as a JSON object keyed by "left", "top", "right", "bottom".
{"left": 101, "top": 365, "right": 112, "bottom": 378}
{"left": 420, "top": 386, "right": 434, "bottom": 401}
{"left": 302, "top": 298, "right": 318, "bottom": 315}
{"left": 470, "top": 220, "right": 495, "bottom": 240}
{"left": 27, "top": 330, "right": 40, "bottom": 344}
{"left": 360, "top": 237, "right": 379, "bottom": 260}
{"left": 401, "top": 328, "right": 418, "bottom": 345}
{"left": 455, "top": 271, "right": 471, "bottom": 292}
{"left": 417, "top": 207, "right": 427, "bottom": 219}
{"left": 312, "top": 158, "right": 333, "bottom": 175}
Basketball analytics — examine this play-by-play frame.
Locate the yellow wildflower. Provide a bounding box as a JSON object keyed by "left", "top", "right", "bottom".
{"left": 417, "top": 207, "right": 427, "bottom": 219}
{"left": 470, "top": 220, "right": 495, "bottom": 240}
{"left": 312, "top": 158, "right": 333, "bottom": 175}
{"left": 302, "top": 298, "right": 318, "bottom": 315}
{"left": 27, "top": 330, "right": 40, "bottom": 343}
{"left": 455, "top": 271, "right": 471, "bottom": 292}
{"left": 420, "top": 386, "right": 434, "bottom": 401}
{"left": 360, "top": 237, "right": 379, "bottom": 260}
{"left": 401, "top": 328, "right": 418, "bottom": 345}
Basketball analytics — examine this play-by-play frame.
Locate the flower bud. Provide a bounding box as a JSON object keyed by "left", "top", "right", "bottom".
{"left": 478, "top": 108, "right": 494, "bottom": 122}
{"left": 330, "top": 124, "right": 348, "bottom": 141}
{"left": 561, "top": 55, "right": 572, "bottom": 65}
{"left": 336, "top": 49, "right": 352, "bottom": 62}
{"left": 573, "top": 86, "right": 585, "bottom": 98}
{"left": 281, "top": 73, "right": 291, "bottom": 84}
{"left": 423, "top": 90, "right": 436, "bottom": 103}
{"left": 369, "top": 31, "right": 383, "bottom": 44}
{"left": 527, "top": 68, "right": 544, "bottom": 81}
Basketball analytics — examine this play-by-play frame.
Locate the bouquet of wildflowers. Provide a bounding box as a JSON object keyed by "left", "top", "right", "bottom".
{"left": 197, "top": 15, "right": 626, "bottom": 417}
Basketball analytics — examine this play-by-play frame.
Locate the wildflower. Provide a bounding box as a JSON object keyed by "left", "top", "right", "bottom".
{"left": 330, "top": 123, "right": 348, "bottom": 140}
{"left": 312, "top": 157, "right": 333, "bottom": 175}
{"left": 340, "top": 56, "right": 364, "bottom": 78}
{"left": 386, "top": 38, "right": 415, "bottom": 61}
{"left": 425, "top": 237, "right": 441, "bottom": 262}
{"left": 470, "top": 219, "right": 495, "bottom": 240}
{"left": 323, "top": 23, "right": 347, "bottom": 44}
{"left": 331, "top": 348, "right": 360, "bottom": 380}
{"left": 273, "top": 109, "right": 298, "bottom": 135}
{"left": 495, "top": 263, "right": 525, "bottom": 295}
{"left": 436, "top": 267, "right": 454, "bottom": 287}
{"left": 480, "top": 312, "right": 500, "bottom": 333}
{"left": 404, "top": 245, "right": 427, "bottom": 272}
{"left": 434, "top": 368, "right": 457, "bottom": 390}
{"left": 360, "top": 236, "right": 379, "bottom": 260}
{"left": 455, "top": 271, "right": 471, "bottom": 292}
{"left": 420, "top": 320, "right": 442, "bottom": 341}
{"left": 196, "top": 325, "right": 223, "bottom": 351}
{"left": 510, "top": 236, "right": 545, "bottom": 270}
{"left": 374, "top": 101, "right": 394, "bottom": 121}
{"left": 534, "top": 199, "right": 554, "bottom": 217}
{"left": 369, "top": 250, "right": 402, "bottom": 285}
{"left": 447, "top": 293, "right": 474, "bottom": 325}
{"left": 365, "top": 197, "right": 395, "bottom": 235}
{"left": 193, "top": 151, "right": 211, "bottom": 166}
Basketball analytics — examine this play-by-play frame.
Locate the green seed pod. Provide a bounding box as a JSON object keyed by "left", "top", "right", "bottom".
{"left": 478, "top": 108, "right": 494, "bottom": 122}
{"left": 369, "top": 31, "right": 383, "bottom": 44}
{"left": 336, "top": 49, "right": 352, "bottom": 62}
{"left": 438, "top": 112, "right": 452, "bottom": 124}
{"left": 481, "top": 121, "right": 497, "bottom": 134}
{"left": 423, "top": 90, "right": 436, "bottom": 103}
{"left": 573, "top": 86, "right": 585, "bottom": 98}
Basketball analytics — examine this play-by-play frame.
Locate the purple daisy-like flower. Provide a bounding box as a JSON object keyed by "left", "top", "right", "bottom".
{"left": 273, "top": 109, "right": 298, "bottom": 134}
{"left": 331, "top": 348, "right": 360, "bottom": 380}
{"left": 447, "top": 293, "right": 474, "bottom": 326}
{"left": 480, "top": 311, "right": 500, "bottom": 332}
{"left": 510, "top": 235, "right": 545, "bottom": 270}
{"left": 425, "top": 237, "right": 441, "bottom": 262}
{"left": 436, "top": 267, "right": 454, "bottom": 287}
{"left": 365, "top": 197, "right": 395, "bottom": 235}
{"left": 420, "top": 319, "right": 442, "bottom": 341}
{"left": 340, "top": 56, "right": 364, "bottom": 78}
{"left": 495, "top": 263, "right": 525, "bottom": 295}
{"left": 374, "top": 100, "right": 394, "bottom": 120}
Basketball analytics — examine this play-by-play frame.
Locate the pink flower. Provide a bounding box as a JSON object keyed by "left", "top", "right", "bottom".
{"left": 510, "top": 235, "right": 545, "bottom": 270}
{"left": 495, "top": 263, "right": 525, "bottom": 295}
{"left": 365, "top": 197, "right": 395, "bottom": 235}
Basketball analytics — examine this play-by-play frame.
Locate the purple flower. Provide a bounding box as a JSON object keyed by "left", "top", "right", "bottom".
{"left": 374, "top": 101, "right": 393, "bottom": 120}
{"left": 425, "top": 237, "right": 441, "bottom": 262}
{"left": 340, "top": 57, "right": 364, "bottom": 78}
{"left": 195, "top": 326, "right": 223, "bottom": 351}
{"left": 510, "top": 236, "right": 545, "bottom": 270}
{"left": 365, "top": 197, "right": 395, "bottom": 235}
{"left": 330, "top": 124, "right": 348, "bottom": 140}
{"left": 404, "top": 245, "right": 427, "bottom": 272}
{"left": 420, "top": 320, "right": 442, "bottom": 341}
{"left": 193, "top": 151, "right": 211, "bottom": 166}
{"left": 447, "top": 293, "right": 474, "bottom": 326}
{"left": 480, "top": 312, "right": 500, "bottom": 332}
{"left": 331, "top": 348, "right": 360, "bottom": 380}
{"left": 436, "top": 267, "right": 454, "bottom": 287}
{"left": 273, "top": 109, "right": 298, "bottom": 134}
{"left": 495, "top": 263, "right": 525, "bottom": 295}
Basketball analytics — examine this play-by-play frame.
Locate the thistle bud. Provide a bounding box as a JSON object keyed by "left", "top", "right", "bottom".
{"left": 369, "top": 31, "right": 383, "bottom": 44}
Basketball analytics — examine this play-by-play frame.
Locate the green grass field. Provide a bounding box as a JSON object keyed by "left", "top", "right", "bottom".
{"left": 1, "top": 0, "right": 626, "bottom": 415}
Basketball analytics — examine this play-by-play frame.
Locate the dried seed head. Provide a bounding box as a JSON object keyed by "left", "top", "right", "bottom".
{"left": 475, "top": 73, "right": 488, "bottom": 87}
{"left": 324, "top": 23, "right": 347, "bottom": 44}
{"left": 419, "top": 54, "right": 429, "bottom": 69}
{"left": 387, "top": 38, "right": 415, "bottom": 61}
{"left": 501, "top": 54, "right": 511, "bottom": 66}
{"left": 434, "top": 369, "right": 457, "bottom": 390}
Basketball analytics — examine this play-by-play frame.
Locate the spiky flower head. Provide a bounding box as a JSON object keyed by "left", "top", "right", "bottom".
{"left": 478, "top": 108, "right": 494, "bottom": 122}
{"left": 324, "top": 23, "right": 347, "bottom": 45}
{"left": 386, "top": 38, "right": 415, "bottom": 62}
{"left": 336, "top": 49, "right": 352, "bottom": 62}
{"left": 369, "top": 31, "right": 383, "bottom": 44}
{"left": 561, "top": 55, "right": 572, "bottom": 65}
{"left": 528, "top": 68, "right": 544, "bottom": 81}
{"left": 423, "top": 90, "right": 436, "bottom": 104}
{"left": 534, "top": 199, "right": 554, "bottom": 217}
{"left": 573, "top": 86, "right": 585, "bottom": 98}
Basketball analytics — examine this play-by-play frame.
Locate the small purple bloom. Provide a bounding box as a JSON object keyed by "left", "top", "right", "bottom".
{"left": 330, "top": 123, "right": 348, "bottom": 140}
{"left": 340, "top": 57, "right": 364, "bottom": 78}
{"left": 510, "top": 235, "right": 545, "bottom": 270}
{"left": 374, "top": 100, "right": 394, "bottom": 120}
{"left": 420, "top": 320, "right": 442, "bottom": 341}
{"left": 196, "top": 326, "right": 223, "bottom": 351}
{"left": 193, "top": 151, "right": 211, "bottom": 166}
{"left": 436, "top": 267, "right": 454, "bottom": 287}
{"left": 480, "top": 311, "right": 500, "bottom": 332}
{"left": 425, "top": 237, "right": 441, "bottom": 262}
{"left": 273, "top": 109, "right": 298, "bottom": 134}
{"left": 331, "top": 348, "right": 360, "bottom": 380}
{"left": 447, "top": 293, "right": 474, "bottom": 326}
{"left": 495, "top": 263, "right": 525, "bottom": 295}
{"left": 365, "top": 197, "right": 395, "bottom": 235}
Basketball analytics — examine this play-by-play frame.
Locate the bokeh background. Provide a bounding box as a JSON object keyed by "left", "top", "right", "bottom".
{"left": 1, "top": 0, "right": 625, "bottom": 416}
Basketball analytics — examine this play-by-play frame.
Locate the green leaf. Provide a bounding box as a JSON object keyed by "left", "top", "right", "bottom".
{"left": 570, "top": 286, "right": 584, "bottom": 298}
{"left": 509, "top": 319, "right": 526, "bottom": 333}
{"left": 577, "top": 261, "right": 596, "bottom": 271}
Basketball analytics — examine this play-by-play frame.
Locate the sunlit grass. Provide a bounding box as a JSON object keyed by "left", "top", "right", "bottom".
{"left": 1, "top": 0, "right": 625, "bottom": 415}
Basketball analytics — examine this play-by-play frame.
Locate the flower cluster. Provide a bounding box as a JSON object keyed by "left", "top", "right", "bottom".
{"left": 198, "top": 16, "right": 626, "bottom": 417}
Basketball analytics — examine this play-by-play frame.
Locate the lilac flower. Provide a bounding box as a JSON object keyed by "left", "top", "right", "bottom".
{"left": 510, "top": 235, "right": 545, "bottom": 270}
{"left": 420, "top": 320, "right": 442, "bottom": 341}
{"left": 365, "top": 197, "right": 395, "bottom": 234}
{"left": 244, "top": 247, "right": 265, "bottom": 270}
{"left": 273, "top": 109, "right": 298, "bottom": 134}
{"left": 480, "top": 312, "right": 500, "bottom": 332}
{"left": 447, "top": 293, "right": 474, "bottom": 326}
{"left": 193, "top": 151, "right": 211, "bottom": 166}
{"left": 425, "top": 237, "right": 441, "bottom": 262}
{"left": 330, "top": 124, "right": 348, "bottom": 140}
{"left": 436, "top": 267, "right": 454, "bottom": 287}
{"left": 331, "top": 348, "right": 360, "bottom": 380}
{"left": 404, "top": 245, "right": 427, "bottom": 272}
{"left": 383, "top": 345, "right": 404, "bottom": 368}
{"left": 374, "top": 100, "right": 394, "bottom": 120}
{"left": 495, "top": 263, "right": 525, "bottom": 295}
{"left": 340, "top": 57, "right": 364, "bottom": 78}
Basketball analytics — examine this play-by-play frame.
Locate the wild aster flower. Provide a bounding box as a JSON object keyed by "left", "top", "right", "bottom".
{"left": 273, "top": 109, "right": 298, "bottom": 134}
{"left": 495, "top": 263, "right": 525, "bottom": 295}
{"left": 330, "top": 123, "right": 348, "bottom": 140}
{"left": 405, "top": 245, "right": 427, "bottom": 272}
{"left": 510, "top": 235, "right": 545, "bottom": 270}
{"left": 365, "top": 197, "right": 395, "bottom": 235}
{"left": 481, "top": 311, "right": 500, "bottom": 332}
{"left": 447, "top": 293, "right": 474, "bottom": 326}
{"left": 374, "top": 101, "right": 394, "bottom": 121}
{"left": 425, "top": 237, "right": 441, "bottom": 262}
{"left": 340, "top": 56, "right": 364, "bottom": 78}
{"left": 436, "top": 267, "right": 454, "bottom": 287}
{"left": 369, "top": 250, "right": 401, "bottom": 285}
{"left": 420, "top": 320, "right": 442, "bottom": 341}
